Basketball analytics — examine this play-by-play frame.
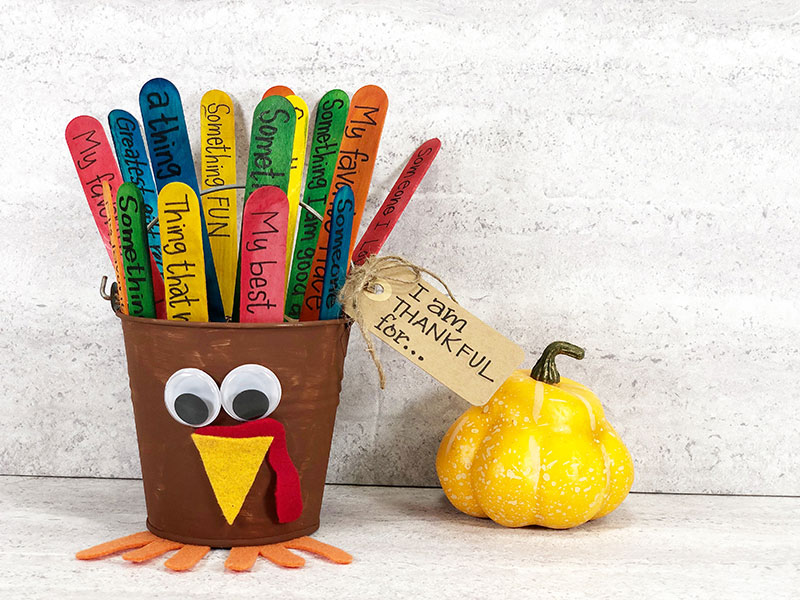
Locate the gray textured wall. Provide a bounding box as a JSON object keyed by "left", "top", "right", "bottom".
{"left": 2, "top": 0, "right": 799, "bottom": 495}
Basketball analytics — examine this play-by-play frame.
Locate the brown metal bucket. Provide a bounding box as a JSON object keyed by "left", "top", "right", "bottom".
{"left": 117, "top": 312, "right": 350, "bottom": 547}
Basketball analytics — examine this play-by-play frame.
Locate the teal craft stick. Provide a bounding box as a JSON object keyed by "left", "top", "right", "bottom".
{"left": 108, "top": 109, "right": 163, "bottom": 274}
{"left": 139, "top": 77, "right": 225, "bottom": 322}
{"left": 319, "top": 185, "right": 355, "bottom": 321}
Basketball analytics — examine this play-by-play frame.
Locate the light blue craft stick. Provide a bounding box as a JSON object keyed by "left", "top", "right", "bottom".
{"left": 108, "top": 109, "right": 163, "bottom": 274}
{"left": 319, "top": 185, "right": 355, "bottom": 320}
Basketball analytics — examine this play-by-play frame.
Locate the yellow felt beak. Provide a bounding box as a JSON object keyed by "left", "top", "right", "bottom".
{"left": 191, "top": 433, "right": 274, "bottom": 525}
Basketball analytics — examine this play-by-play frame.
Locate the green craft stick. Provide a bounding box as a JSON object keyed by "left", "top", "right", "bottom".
{"left": 232, "top": 95, "right": 296, "bottom": 321}
{"left": 284, "top": 89, "right": 349, "bottom": 320}
{"left": 245, "top": 95, "right": 296, "bottom": 203}
{"left": 116, "top": 182, "right": 156, "bottom": 318}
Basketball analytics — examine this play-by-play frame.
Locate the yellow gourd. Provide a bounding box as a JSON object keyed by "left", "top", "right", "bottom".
{"left": 436, "top": 341, "right": 634, "bottom": 529}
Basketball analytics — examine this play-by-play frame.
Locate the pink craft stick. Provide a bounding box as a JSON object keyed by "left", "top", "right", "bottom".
{"left": 67, "top": 116, "right": 166, "bottom": 318}
{"left": 65, "top": 116, "right": 125, "bottom": 262}
{"left": 239, "top": 187, "right": 289, "bottom": 323}
{"left": 352, "top": 138, "right": 441, "bottom": 266}
{"left": 151, "top": 256, "right": 167, "bottom": 319}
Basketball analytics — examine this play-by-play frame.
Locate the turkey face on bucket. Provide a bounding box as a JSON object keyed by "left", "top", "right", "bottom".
{"left": 164, "top": 364, "right": 303, "bottom": 526}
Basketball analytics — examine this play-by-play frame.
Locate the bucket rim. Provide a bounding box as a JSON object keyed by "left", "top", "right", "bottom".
{"left": 115, "top": 310, "right": 350, "bottom": 331}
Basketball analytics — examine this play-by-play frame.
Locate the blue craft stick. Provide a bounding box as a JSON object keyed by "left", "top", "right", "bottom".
{"left": 319, "top": 185, "right": 355, "bottom": 321}
{"left": 139, "top": 77, "right": 225, "bottom": 322}
{"left": 108, "top": 109, "right": 163, "bottom": 274}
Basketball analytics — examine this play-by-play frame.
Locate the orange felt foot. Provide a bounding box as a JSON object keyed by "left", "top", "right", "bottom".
{"left": 164, "top": 545, "right": 211, "bottom": 572}
{"left": 76, "top": 531, "right": 158, "bottom": 560}
{"left": 225, "top": 546, "right": 261, "bottom": 572}
{"left": 256, "top": 536, "right": 352, "bottom": 569}
{"left": 285, "top": 536, "right": 353, "bottom": 564}
{"left": 77, "top": 532, "right": 352, "bottom": 572}
{"left": 122, "top": 539, "right": 183, "bottom": 563}
{"left": 260, "top": 543, "right": 306, "bottom": 568}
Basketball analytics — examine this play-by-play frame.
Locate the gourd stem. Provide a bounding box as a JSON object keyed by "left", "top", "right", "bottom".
{"left": 530, "top": 341, "right": 585, "bottom": 385}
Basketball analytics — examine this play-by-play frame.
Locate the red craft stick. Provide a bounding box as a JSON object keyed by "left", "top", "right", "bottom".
{"left": 67, "top": 116, "right": 166, "bottom": 318}
{"left": 262, "top": 85, "right": 294, "bottom": 99}
{"left": 352, "top": 138, "right": 441, "bottom": 265}
{"left": 65, "top": 116, "right": 124, "bottom": 262}
{"left": 239, "top": 187, "right": 289, "bottom": 323}
{"left": 151, "top": 258, "right": 167, "bottom": 319}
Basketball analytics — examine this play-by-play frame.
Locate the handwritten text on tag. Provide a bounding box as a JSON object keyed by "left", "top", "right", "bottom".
{"left": 352, "top": 271, "right": 525, "bottom": 406}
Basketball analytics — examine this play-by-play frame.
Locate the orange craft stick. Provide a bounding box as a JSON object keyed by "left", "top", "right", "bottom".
{"left": 300, "top": 85, "right": 388, "bottom": 320}
{"left": 262, "top": 85, "right": 294, "bottom": 99}
{"left": 101, "top": 181, "right": 128, "bottom": 314}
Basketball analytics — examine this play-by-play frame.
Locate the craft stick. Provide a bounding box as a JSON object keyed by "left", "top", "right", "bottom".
{"left": 234, "top": 96, "right": 296, "bottom": 317}
{"left": 158, "top": 182, "right": 209, "bottom": 322}
{"left": 341, "top": 85, "right": 388, "bottom": 252}
{"left": 284, "top": 89, "right": 349, "bottom": 320}
{"left": 352, "top": 138, "right": 441, "bottom": 265}
{"left": 284, "top": 94, "right": 309, "bottom": 275}
{"left": 139, "top": 78, "right": 200, "bottom": 192}
{"left": 65, "top": 115, "right": 124, "bottom": 262}
{"left": 319, "top": 185, "right": 355, "bottom": 320}
{"left": 300, "top": 85, "right": 388, "bottom": 320}
{"left": 116, "top": 183, "right": 156, "bottom": 318}
{"left": 107, "top": 110, "right": 163, "bottom": 274}
{"left": 245, "top": 95, "right": 296, "bottom": 201}
{"left": 151, "top": 257, "right": 167, "bottom": 319}
{"left": 200, "top": 90, "right": 238, "bottom": 320}
{"left": 139, "top": 78, "right": 224, "bottom": 322}
{"left": 101, "top": 181, "right": 128, "bottom": 314}
{"left": 262, "top": 85, "right": 294, "bottom": 99}
{"left": 238, "top": 187, "right": 289, "bottom": 323}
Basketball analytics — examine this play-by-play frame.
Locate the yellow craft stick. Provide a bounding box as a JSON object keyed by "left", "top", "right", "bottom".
{"left": 158, "top": 182, "right": 209, "bottom": 322}
{"left": 101, "top": 180, "right": 128, "bottom": 314}
{"left": 284, "top": 95, "right": 309, "bottom": 276}
{"left": 200, "top": 90, "right": 237, "bottom": 319}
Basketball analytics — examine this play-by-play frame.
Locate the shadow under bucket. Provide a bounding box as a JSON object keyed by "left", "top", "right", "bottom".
{"left": 117, "top": 312, "right": 351, "bottom": 547}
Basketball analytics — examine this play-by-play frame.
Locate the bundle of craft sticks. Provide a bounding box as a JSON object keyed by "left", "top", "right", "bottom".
{"left": 66, "top": 78, "right": 440, "bottom": 323}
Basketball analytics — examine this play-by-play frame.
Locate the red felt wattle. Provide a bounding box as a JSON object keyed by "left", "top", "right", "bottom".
{"left": 194, "top": 418, "right": 303, "bottom": 523}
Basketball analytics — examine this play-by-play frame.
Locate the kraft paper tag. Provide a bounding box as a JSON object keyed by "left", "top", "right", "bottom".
{"left": 158, "top": 182, "right": 209, "bottom": 322}
{"left": 284, "top": 89, "right": 349, "bottom": 320}
{"left": 301, "top": 84, "right": 388, "bottom": 320}
{"left": 351, "top": 269, "right": 525, "bottom": 405}
{"left": 238, "top": 186, "right": 288, "bottom": 323}
{"left": 200, "top": 89, "right": 238, "bottom": 319}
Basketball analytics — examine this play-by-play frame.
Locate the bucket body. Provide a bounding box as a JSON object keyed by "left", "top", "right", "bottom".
{"left": 117, "top": 312, "right": 350, "bottom": 547}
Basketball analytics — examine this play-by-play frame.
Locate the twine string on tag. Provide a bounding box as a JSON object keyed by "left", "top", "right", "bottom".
{"left": 338, "top": 255, "right": 457, "bottom": 389}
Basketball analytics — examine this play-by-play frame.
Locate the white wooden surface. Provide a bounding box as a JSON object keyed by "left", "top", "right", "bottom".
{"left": 0, "top": 476, "right": 797, "bottom": 599}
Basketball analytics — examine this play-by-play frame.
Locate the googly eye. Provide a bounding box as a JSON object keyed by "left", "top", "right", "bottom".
{"left": 220, "top": 364, "right": 282, "bottom": 422}
{"left": 164, "top": 368, "right": 221, "bottom": 427}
